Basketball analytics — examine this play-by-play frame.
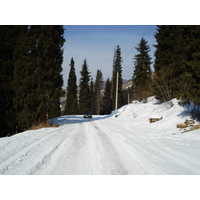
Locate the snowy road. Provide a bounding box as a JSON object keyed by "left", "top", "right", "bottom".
{"left": 0, "top": 117, "right": 165, "bottom": 175}
{"left": 39, "top": 120, "right": 129, "bottom": 175}
{"left": 1, "top": 98, "right": 200, "bottom": 175}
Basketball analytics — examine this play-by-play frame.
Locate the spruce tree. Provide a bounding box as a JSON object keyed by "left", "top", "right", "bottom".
{"left": 35, "top": 25, "right": 65, "bottom": 120}
{"left": 132, "top": 37, "right": 152, "bottom": 102}
{"left": 153, "top": 25, "right": 185, "bottom": 101}
{"left": 181, "top": 25, "right": 200, "bottom": 106}
{"left": 111, "top": 45, "right": 123, "bottom": 110}
{"left": 64, "top": 57, "right": 78, "bottom": 115}
{"left": 79, "top": 59, "right": 91, "bottom": 114}
{"left": 13, "top": 26, "right": 40, "bottom": 131}
{"left": 13, "top": 25, "right": 65, "bottom": 131}
{"left": 93, "top": 69, "right": 104, "bottom": 115}
{"left": 0, "top": 25, "right": 65, "bottom": 134}
{"left": 0, "top": 25, "right": 25, "bottom": 136}
{"left": 154, "top": 25, "right": 184, "bottom": 74}
{"left": 90, "top": 77, "right": 95, "bottom": 114}
{"left": 153, "top": 25, "right": 200, "bottom": 107}
{"left": 102, "top": 78, "right": 112, "bottom": 114}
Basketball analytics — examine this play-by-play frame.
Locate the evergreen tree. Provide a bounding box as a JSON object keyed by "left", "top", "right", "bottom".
{"left": 93, "top": 69, "right": 104, "bottom": 115}
{"left": 111, "top": 45, "right": 123, "bottom": 110}
{"left": 153, "top": 25, "right": 185, "bottom": 101}
{"left": 102, "top": 78, "right": 112, "bottom": 114}
{"left": 154, "top": 25, "right": 184, "bottom": 73}
{"left": 13, "top": 26, "right": 40, "bottom": 131}
{"left": 0, "top": 25, "right": 65, "bottom": 135}
{"left": 181, "top": 25, "right": 200, "bottom": 106}
{"left": 90, "top": 77, "right": 95, "bottom": 114}
{"left": 79, "top": 59, "right": 91, "bottom": 114}
{"left": 13, "top": 25, "right": 65, "bottom": 131}
{"left": 132, "top": 37, "right": 152, "bottom": 102}
{"left": 153, "top": 25, "right": 200, "bottom": 108}
{"left": 0, "top": 25, "right": 25, "bottom": 136}
{"left": 35, "top": 25, "right": 65, "bottom": 120}
{"left": 64, "top": 57, "right": 78, "bottom": 115}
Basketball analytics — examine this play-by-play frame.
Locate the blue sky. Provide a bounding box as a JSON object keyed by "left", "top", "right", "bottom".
{"left": 62, "top": 25, "right": 157, "bottom": 87}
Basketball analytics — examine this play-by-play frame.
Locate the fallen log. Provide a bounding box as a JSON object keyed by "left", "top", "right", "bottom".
{"left": 149, "top": 117, "right": 163, "bottom": 123}
{"left": 176, "top": 123, "right": 187, "bottom": 128}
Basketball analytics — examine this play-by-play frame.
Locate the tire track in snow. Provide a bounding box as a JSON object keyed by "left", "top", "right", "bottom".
{"left": 40, "top": 120, "right": 129, "bottom": 175}
{"left": 43, "top": 119, "right": 164, "bottom": 175}
{"left": 0, "top": 125, "right": 73, "bottom": 175}
{"left": 100, "top": 118, "right": 200, "bottom": 174}
{"left": 87, "top": 121, "right": 128, "bottom": 175}
{"left": 96, "top": 119, "right": 166, "bottom": 175}
{"left": 40, "top": 123, "right": 89, "bottom": 174}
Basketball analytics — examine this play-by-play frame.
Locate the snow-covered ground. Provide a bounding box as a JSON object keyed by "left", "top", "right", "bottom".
{"left": 1, "top": 97, "right": 200, "bottom": 175}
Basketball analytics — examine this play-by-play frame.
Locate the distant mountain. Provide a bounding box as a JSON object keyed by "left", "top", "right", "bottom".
{"left": 122, "top": 79, "right": 132, "bottom": 90}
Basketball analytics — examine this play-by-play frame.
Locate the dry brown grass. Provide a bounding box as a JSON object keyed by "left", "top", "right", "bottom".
{"left": 6, "top": 122, "right": 59, "bottom": 137}
{"left": 182, "top": 123, "right": 200, "bottom": 133}
{"left": 29, "top": 121, "right": 59, "bottom": 130}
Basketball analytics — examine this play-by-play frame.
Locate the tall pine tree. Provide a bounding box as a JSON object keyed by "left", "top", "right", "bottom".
{"left": 35, "top": 25, "right": 65, "bottom": 120}
{"left": 93, "top": 69, "right": 104, "bottom": 115}
{"left": 64, "top": 57, "right": 78, "bottom": 115}
{"left": 153, "top": 25, "right": 200, "bottom": 109}
{"left": 13, "top": 26, "right": 40, "bottom": 130}
{"left": 79, "top": 59, "right": 91, "bottom": 114}
{"left": 181, "top": 25, "right": 200, "bottom": 106}
{"left": 132, "top": 37, "right": 152, "bottom": 102}
{"left": 102, "top": 78, "right": 112, "bottom": 114}
{"left": 0, "top": 25, "right": 25, "bottom": 136}
{"left": 153, "top": 25, "right": 185, "bottom": 102}
{"left": 13, "top": 25, "right": 65, "bottom": 131}
{"left": 90, "top": 77, "right": 95, "bottom": 114}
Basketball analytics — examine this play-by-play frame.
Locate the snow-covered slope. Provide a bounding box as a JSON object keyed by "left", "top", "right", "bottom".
{"left": 0, "top": 97, "right": 200, "bottom": 175}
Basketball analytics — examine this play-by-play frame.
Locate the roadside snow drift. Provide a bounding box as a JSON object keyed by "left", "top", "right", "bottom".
{"left": 1, "top": 97, "right": 200, "bottom": 175}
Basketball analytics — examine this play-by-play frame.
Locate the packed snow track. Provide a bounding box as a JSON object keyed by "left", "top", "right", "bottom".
{"left": 1, "top": 117, "right": 162, "bottom": 175}
{"left": 1, "top": 98, "right": 200, "bottom": 175}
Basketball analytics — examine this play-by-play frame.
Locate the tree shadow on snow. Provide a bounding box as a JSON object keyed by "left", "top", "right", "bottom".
{"left": 177, "top": 103, "right": 200, "bottom": 122}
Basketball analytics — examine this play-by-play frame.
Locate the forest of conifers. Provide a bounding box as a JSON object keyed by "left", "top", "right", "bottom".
{"left": 0, "top": 25, "right": 200, "bottom": 137}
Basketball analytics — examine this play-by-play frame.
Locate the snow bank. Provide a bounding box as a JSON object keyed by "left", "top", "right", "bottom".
{"left": 117, "top": 97, "right": 197, "bottom": 127}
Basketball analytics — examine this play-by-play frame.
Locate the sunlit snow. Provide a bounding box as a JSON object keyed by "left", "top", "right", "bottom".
{"left": 1, "top": 97, "right": 200, "bottom": 175}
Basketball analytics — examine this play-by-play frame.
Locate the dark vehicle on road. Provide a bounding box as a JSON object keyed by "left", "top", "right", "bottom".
{"left": 83, "top": 111, "right": 92, "bottom": 118}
